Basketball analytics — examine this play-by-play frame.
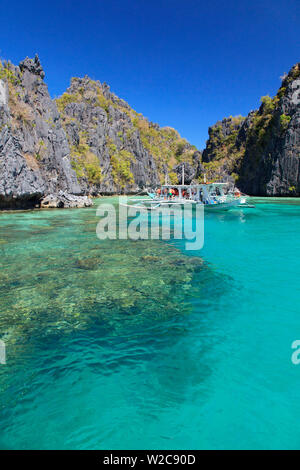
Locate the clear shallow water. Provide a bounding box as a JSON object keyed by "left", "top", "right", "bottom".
{"left": 0, "top": 197, "right": 300, "bottom": 449}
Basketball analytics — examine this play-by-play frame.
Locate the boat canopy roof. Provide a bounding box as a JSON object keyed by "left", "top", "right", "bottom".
{"left": 160, "top": 183, "right": 228, "bottom": 188}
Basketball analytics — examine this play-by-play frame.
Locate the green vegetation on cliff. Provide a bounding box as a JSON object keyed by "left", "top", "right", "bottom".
{"left": 0, "top": 61, "right": 21, "bottom": 86}
{"left": 56, "top": 82, "right": 114, "bottom": 116}
{"left": 107, "top": 138, "right": 135, "bottom": 188}
{"left": 0, "top": 61, "right": 34, "bottom": 129}
{"left": 70, "top": 133, "right": 102, "bottom": 184}
{"left": 201, "top": 62, "right": 299, "bottom": 194}
{"left": 243, "top": 96, "right": 279, "bottom": 165}
{"left": 56, "top": 92, "right": 81, "bottom": 113}
{"left": 56, "top": 76, "right": 198, "bottom": 187}
{"left": 130, "top": 119, "right": 196, "bottom": 176}
{"left": 201, "top": 116, "right": 245, "bottom": 182}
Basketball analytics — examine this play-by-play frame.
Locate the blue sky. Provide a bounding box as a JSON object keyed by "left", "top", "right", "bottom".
{"left": 0, "top": 0, "right": 299, "bottom": 148}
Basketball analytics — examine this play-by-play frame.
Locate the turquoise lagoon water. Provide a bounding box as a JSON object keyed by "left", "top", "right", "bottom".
{"left": 0, "top": 197, "right": 300, "bottom": 449}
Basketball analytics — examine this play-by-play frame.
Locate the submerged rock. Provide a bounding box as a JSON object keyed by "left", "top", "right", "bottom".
{"left": 140, "top": 255, "right": 161, "bottom": 263}
{"left": 75, "top": 256, "right": 101, "bottom": 270}
{"left": 0, "top": 221, "right": 216, "bottom": 344}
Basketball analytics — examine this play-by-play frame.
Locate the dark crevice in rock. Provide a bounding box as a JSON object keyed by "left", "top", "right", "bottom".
{"left": 0, "top": 194, "right": 42, "bottom": 210}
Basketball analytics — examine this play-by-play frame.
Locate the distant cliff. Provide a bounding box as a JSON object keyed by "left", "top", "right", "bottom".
{"left": 0, "top": 55, "right": 199, "bottom": 209}
{"left": 202, "top": 63, "right": 300, "bottom": 196}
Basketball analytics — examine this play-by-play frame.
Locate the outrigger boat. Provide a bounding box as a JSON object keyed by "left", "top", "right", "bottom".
{"left": 120, "top": 165, "right": 254, "bottom": 211}
{"left": 121, "top": 182, "right": 254, "bottom": 211}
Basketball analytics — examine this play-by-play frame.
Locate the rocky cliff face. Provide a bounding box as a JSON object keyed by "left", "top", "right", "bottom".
{"left": 0, "top": 55, "right": 90, "bottom": 209}
{"left": 201, "top": 115, "right": 246, "bottom": 186}
{"left": 56, "top": 76, "right": 200, "bottom": 194}
{"left": 1, "top": 55, "right": 299, "bottom": 208}
{"left": 0, "top": 55, "right": 200, "bottom": 208}
{"left": 56, "top": 76, "right": 158, "bottom": 194}
{"left": 202, "top": 63, "right": 300, "bottom": 196}
{"left": 238, "top": 64, "right": 300, "bottom": 195}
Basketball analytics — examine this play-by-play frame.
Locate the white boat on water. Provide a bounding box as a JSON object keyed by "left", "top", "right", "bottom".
{"left": 151, "top": 182, "right": 250, "bottom": 209}
{"left": 121, "top": 164, "right": 254, "bottom": 211}
{"left": 121, "top": 182, "right": 253, "bottom": 211}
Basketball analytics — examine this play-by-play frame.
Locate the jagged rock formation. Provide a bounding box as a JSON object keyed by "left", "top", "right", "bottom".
{"left": 0, "top": 55, "right": 89, "bottom": 209}
{"left": 56, "top": 76, "right": 158, "bottom": 194}
{"left": 201, "top": 115, "right": 246, "bottom": 187}
{"left": 56, "top": 76, "right": 200, "bottom": 194}
{"left": 0, "top": 55, "right": 200, "bottom": 208}
{"left": 0, "top": 55, "right": 299, "bottom": 208}
{"left": 238, "top": 65, "right": 300, "bottom": 195}
{"left": 40, "top": 191, "right": 92, "bottom": 208}
{"left": 202, "top": 63, "right": 300, "bottom": 196}
{"left": 172, "top": 151, "right": 204, "bottom": 184}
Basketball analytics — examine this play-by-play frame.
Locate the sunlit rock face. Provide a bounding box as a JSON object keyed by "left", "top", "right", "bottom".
{"left": 201, "top": 63, "right": 300, "bottom": 196}
{"left": 0, "top": 80, "right": 7, "bottom": 107}
{"left": 57, "top": 76, "right": 159, "bottom": 195}
{"left": 0, "top": 55, "right": 84, "bottom": 209}
{"left": 0, "top": 55, "right": 299, "bottom": 206}
{"left": 238, "top": 64, "right": 300, "bottom": 196}
{"left": 56, "top": 77, "right": 200, "bottom": 194}
{"left": 0, "top": 55, "right": 199, "bottom": 208}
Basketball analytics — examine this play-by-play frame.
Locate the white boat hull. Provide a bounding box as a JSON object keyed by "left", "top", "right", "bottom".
{"left": 121, "top": 198, "right": 243, "bottom": 212}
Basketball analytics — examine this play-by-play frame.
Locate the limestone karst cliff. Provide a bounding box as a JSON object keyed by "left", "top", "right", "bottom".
{"left": 0, "top": 55, "right": 299, "bottom": 209}
{"left": 56, "top": 75, "right": 200, "bottom": 194}
{"left": 0, "top": 55, "right": 90, "bottom": 209}
{"left": 202, "top": 63, "right": 300, "bottom": 196}
{"left": 0, "top": 55, "right": 199, "bottom": 209}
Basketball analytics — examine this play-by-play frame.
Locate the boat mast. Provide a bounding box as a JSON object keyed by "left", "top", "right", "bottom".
{"left": 182, "top": 164, "right": 185, "bottom": 186}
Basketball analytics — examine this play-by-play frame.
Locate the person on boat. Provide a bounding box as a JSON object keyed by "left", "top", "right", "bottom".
{"left": 156, "top": 188, "right": 161, "bottom": 196}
